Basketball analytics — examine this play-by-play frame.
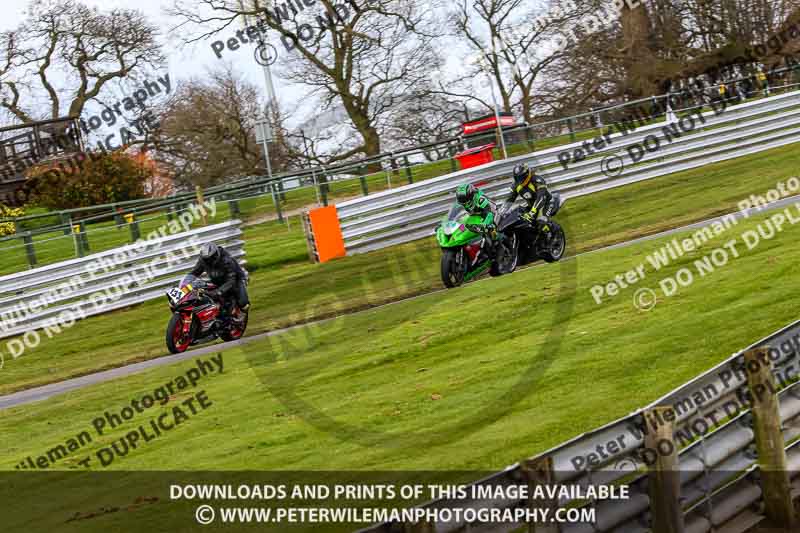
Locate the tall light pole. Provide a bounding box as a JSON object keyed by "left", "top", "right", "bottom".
{"left": 239, "top": 0, "right": 279, "bottom": 181}
{"left": 477, "top": 52, "right": 508, "bottom": 159}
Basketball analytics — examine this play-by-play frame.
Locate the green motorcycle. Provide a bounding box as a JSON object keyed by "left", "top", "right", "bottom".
{"left": 435, "top": 202, "right": 518, "bottom": 288}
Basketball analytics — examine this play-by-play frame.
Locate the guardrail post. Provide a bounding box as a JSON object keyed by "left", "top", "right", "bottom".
{"left": 277, "top": 179, "right": 286, "bottom": 202}
{"left": 448, "top": 143, "right": 457, "bottom": 172}
{"left": 525, "top": 123, "right": 535, "bottom": 151}
{"left": 79, "top": 222, "right": 90, "bottom": 253}
{"left": 403, "top": 155, "right": 413, "bottom": 184}
{"left": 228, "top": 199, "right": 241, "bottom": 219}
{"left": 195, "top": 185, "right": 207, "bottom": 225}
{"left": 271, "top": 183, "right": 284, "bottom": 223}
{"left": 644, "top": 407, "right": 684, "bottom": 533}
{"left": 319, "top": 174, "right": 329, "bottom": 206}
{"left": 128, "top": 214, "right": 140, "bottom": 242}
{"left": 60, "top": 212, "right": 72, "bottom": 235}
{"left": 744, "top": 348, "right": 796, "bottom": 528}
{"left": 389, "top": 153, "right": 400, "bottom": 185}
{"left": 22, "top": 232, "right": 36, "bottom": 267}
{"left": 566, "top": 118, "right": 575, "bottom": 142}
{"left": 359, "top": 166, "right": 369, "bottom": 196}
{"left": 113, "top": 204, "right": 123, "bottom": 226}
{"left": 522, "top": 456, "right": 559, "bottom": 533}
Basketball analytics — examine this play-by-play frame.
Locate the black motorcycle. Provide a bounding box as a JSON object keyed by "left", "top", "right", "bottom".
{"left": 496, "top": 193, "right": 566, "bottom": 265}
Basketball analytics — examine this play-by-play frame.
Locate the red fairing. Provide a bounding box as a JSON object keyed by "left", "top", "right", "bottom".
{"left": 465, "top": 244, "right": 480, "bottom": 261}
{"left": 196, "top": 305, "right": 219, "bottom": 324}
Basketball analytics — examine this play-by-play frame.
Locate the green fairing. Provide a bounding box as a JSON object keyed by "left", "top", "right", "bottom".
{"left": 436, "top": 213, "right": 486, "bottom": 248}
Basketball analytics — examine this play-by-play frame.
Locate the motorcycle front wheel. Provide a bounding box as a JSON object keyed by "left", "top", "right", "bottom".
{"left": 166, "top": 313, "right": 192, "bottom": 354}
{"left": 441, "top": 248, "right": 467, "bottom": 288}
{"left": 490, "top": 233, "right": 519, "bottom": 277}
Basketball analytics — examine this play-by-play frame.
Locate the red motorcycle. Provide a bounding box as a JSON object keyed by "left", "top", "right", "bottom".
{"left": 164, "top": 274, "right": 248, "bottom": 354}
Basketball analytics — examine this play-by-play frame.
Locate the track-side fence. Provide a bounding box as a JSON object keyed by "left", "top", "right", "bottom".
{"left": 0, "top": 220, "right": 245, "bottom": 340}
{"left": 327, "top": 89, "right": 800, "bottom": 256}
{"left": 358, "top": 320, "right": 800, "bottom": 533}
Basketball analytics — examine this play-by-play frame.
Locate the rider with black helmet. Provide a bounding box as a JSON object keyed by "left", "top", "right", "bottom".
{"left": 503, "top": 163, "right": 554, "bottom": 235}
{"left": 189, "top": 242, "right": 250, "bottom": 315}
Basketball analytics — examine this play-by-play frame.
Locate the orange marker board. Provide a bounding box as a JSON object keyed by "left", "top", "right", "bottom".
{"left": 308, "top": 205, "right": 346, "bottom": 263}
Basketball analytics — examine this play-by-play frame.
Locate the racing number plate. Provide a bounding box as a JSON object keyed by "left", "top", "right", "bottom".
{"left": 167, "top": 284, "right": 192, "bottom": 304}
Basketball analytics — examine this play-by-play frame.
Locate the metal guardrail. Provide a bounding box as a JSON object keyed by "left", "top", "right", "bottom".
{"left": 5, "top": 64, "right": 798, "bottom": 234}
{"left": 358, "top": 319, "right": 800, "bottom": 533}
{"left": 336, "top": 89, "right": 800, "bottom": 255}
{"left": 0, "top": 220, "right": 246, "bottom": 340}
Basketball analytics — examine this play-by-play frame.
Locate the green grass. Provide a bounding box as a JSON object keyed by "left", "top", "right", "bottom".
{"left": 2, "top": 142, "right": 800, "bottom": 395}
{"left": 2, "top": 205, "right": 799, "bottom": 475}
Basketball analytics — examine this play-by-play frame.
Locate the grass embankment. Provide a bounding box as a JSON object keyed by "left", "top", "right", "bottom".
{"left": 2, "top": 203, "right": 799, "bottom": 475}
{"left": 1, "top": 143, "right": 798, "bottom": 395}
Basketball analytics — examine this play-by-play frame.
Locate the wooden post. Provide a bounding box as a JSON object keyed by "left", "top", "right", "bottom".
{"left": 644, "top": 407, "right": 684, "bottom": 533}
{"left": 195, "top": 185, "right": 207, "bottom": 225}
{"left": 300, "top": 211, "right": 317, "bottom": 263}
{"left": 522, "top": 456, "right": 559, "bottom": 533}
{"left": 744, "top": 348, "right": 796, "bottom": 528}
{"left": 404, "top": 155, "right": 413, "bottom": 184}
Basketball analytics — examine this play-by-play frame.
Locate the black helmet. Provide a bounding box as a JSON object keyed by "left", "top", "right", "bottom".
{"left": 200, "top": 242, "right": 220, "bottom": 262}
{"left": 512, "top": 163, "right": 532, "bottom": 187}
{"left": 456, "top": 183, "right": 477, "bottom": 208}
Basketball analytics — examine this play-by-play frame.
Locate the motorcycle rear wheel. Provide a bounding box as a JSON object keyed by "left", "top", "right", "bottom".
{"left": 220, "top": 308, "right": 249, "bottom": 341}
{"left": 538, "top": 222, "right": 566, "bottom": 263}
{"left": 166, "top": 313, "right": 192, "bottom": 354}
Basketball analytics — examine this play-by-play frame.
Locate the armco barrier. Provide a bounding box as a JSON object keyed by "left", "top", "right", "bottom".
{"left": 357, "top": 319, "right": 800, "bottom": 533}
{"left": 301, "top": 90, "right": 800, "bottom": 260}
{"left": 0, "top": 220, "right": 245, "bottom": 340}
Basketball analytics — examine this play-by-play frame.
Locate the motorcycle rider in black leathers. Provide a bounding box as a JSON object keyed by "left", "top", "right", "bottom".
{"left": 189, "top": 242, "right": 250, "bottom": 320}
{"left": 501, "top": 163, "right": 555, "bottom": 237}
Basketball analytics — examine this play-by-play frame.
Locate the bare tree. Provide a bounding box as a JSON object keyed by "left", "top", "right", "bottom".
{"left": 151, "top": 65, "right": 291, "bottom": 189}
{"left": 0, "top": 0, "right": 163, "bottom": 125}
{"left": 168, "top": 0, "right": 441, "bottom": 167}
{"left": 442, "top": 0, "right": 595, "bottom": 124}
{"left": 556, "top": 0, "right": 800, "bottom": 103}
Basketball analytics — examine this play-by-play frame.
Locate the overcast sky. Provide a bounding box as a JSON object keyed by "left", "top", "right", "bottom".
{"left": 1, "top": 0, "right": 312, "bottom": 126}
